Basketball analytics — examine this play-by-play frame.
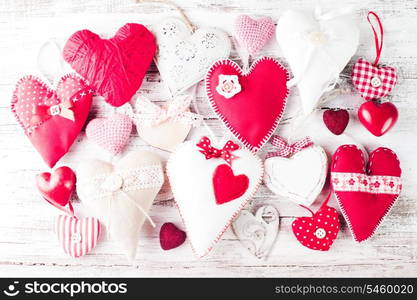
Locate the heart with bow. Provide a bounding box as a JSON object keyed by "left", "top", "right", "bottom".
{"left": 205, "top": 57, "right": 289, "bottom": 152}
{"left": 331, "top": 145, "right": 402, "bottom": 242}
{"left": 153, "top": 17, "right": 231, "bottom": 95}
{"left": 63, "top": 23, "right": 156, "bottom": 107}
{"left": 167, "top": 136, "right": 263, "bottom": 258}
{"left": 76, "top": 151, "right": 164, "bottom": 260}
{"left": 11, "top": 75, "right": 93, "bottom": 167}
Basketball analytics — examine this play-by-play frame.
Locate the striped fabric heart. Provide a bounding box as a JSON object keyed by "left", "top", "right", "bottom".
{"left": 55, "top": 215, "right": 101, "bottom": 258}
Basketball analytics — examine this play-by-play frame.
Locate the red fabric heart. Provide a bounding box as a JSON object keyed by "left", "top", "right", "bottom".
{"left": 206, "top": 57, "right": 289, "bottom": 152}
{"left": 159, "top": 222, "right": 187, "bottom": 251}
{"left": 11, "top": 75, "right": 93, "bottom": 167}
{"left": 323, "top": 109, "right": 349, "bottom": 135}
{"left": 212, "top": 164, "right": 249, "bottom": 205}
{"left": 331, "top": 145, "right": 402, "bottom": 242}
{"left": 358, "top": 101, "right": 398, "bottom": 136}
{"left": 63, "top": 23, "right": 156, "bottom": 107}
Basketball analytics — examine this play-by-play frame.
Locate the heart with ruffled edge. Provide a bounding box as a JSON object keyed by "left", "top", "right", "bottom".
{"left": 205, "top": 57, "right": 289, "bottom": 152}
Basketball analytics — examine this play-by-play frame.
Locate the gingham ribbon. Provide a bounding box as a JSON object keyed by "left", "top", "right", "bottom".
{"left": 197, "top": 136, "right": 239, "bottom": 165}
{"left": 266, "top": 135, "right": 313, "bottom": 158}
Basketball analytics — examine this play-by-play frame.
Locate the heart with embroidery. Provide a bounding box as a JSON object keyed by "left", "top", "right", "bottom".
{"left": 55, "top": 215, "right": 101, "bottom": 258}
{"left": 205, "top": 57, "right": 289, "bottom": 152}
{"left": 76, "top": 151, "right": 164, "bottom": 260}
{"left": 167, "top": 136, "right": 263, "bottom": 258}
{"left": 63, "top": 23, "right": 156, "bottom": 107}
{"left": 153, "top": 17, "right": 231, "bottom": 95}
{"left": 11, "top": 74, "right": 93, "bottom": 167}
{"left": 331, "top": 145, "right": 402, "bottom": 242}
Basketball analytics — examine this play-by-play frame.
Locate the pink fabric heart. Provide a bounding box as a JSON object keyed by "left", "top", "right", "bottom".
{"left": 234, "top": 15, "right": 275, "bottom": 55}
{"left": 86, "top": 113, "right": 132, "bottom": 155}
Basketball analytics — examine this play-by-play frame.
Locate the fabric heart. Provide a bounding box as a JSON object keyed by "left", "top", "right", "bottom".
{"left": 159, "top": 222, "right": 186, "bottom": 250}
{"left": 323, "top": 109, "right": 349, "bottom": 135}
{"left": 86, "top": 113, "right": 133, "bottom": 155}
{"left": 234, "top": 15, "right": 275, "bottom": 55}
{"left": 11, "top": 75, "right": 93, "bottom": 167}
{"left": 206, "top": 57, "right": 289, "bottom": 152}
{"left": 153, "top": 17, "right": 231, "bottom": 95}
{"left": 352, "top": 58, "right": 398, "bottom": 101}
{"left": 55, "top": 215, "right": 101, "bottom": 258}
{"left": 167, "top": 137, "right": 263, "bottom": 258}
{"left": 77, "top": 151, "right": 164, "bottom": 260}
{"left": 213, "top": 164, "right": 249, "bottom": 205}
{"left": 331, "top": 145, "right": 402, "bottom": 242}
{"left": 36, "top": 166, "right": 76, "bottom": 215}
{"left": 232, "top": 205, "right": 279, "bottom": 259}
{"left": 358, "top": 101, "right": 398, "bottom": 136}
{"left": 63, "top": 23, "right": 156, "bottom": 107}
{"left": 276, "top": 8, "right": 359, "bottom": 115}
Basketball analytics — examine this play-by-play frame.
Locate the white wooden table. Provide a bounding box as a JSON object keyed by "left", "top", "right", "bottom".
{"left": 0, "top": 0, "right": 416, "bottom": 277}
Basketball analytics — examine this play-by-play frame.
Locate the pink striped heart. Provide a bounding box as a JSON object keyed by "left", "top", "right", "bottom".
{"left": 55, "top": 215, "right": 101, "bottom": 258}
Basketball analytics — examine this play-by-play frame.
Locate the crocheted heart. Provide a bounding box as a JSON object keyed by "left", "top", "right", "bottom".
{"left": 86, "top": 113, "right": 133, "bottom": 155}
{"left": 352, "top": 58, "right": 398, "bottom": 101}
{"left": 234, "top": 15, "right": 275, "bottom": 55}
{"left": 153, "top": 18, "right": 231, "bottom": 95}
{"left": 159, "top": 222, "right": 186, "bottom": 250}
{"left": 358, "top": 101, "right": 398, "bottom": 137}
{"left": 323, "top": 109, "right": 349, "bottom": 135}
{"left": 206, "top": 57, "right": 289, "bottom": 152}
{"left": 11, "top": 75, "right": 93, "bottom": 167}
{"left": 331, "top": 145, "right": 402, "bottom": 242}
{"left": 55, "top": 215, "right": 101, "bottom": 258}
{"left": 213, "top": 164, "right": 249, "bottom": 205}
{"left": 63, "top": 23, "right": 156, "bottom": 107}
{"left": 167, "top": 138, "right": 263, "bottom": 258}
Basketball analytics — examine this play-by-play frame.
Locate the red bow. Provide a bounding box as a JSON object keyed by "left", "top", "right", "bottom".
{"left": 197, "top": 136, "right": 239, "bottom": 165}
{"left": 30, "top": 99, "right": 75, "bottom": 126}
{"left": 266, "top": 135, "right": 313, "bottom": 158}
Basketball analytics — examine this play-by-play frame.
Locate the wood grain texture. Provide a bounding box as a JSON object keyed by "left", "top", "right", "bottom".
{"left": 0, "top": 0, "right": 416, "bottom": 277}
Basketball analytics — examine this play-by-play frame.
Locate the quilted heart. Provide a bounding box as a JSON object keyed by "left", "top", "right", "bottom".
{"left": 11, "top": 75, "right": 93, "bottom": 167}
{"left": 331, "top": 145, "right": 402, "bottom": 242}
{"left": 352, "top": 58, "right": 398, "bottom": 101}
{"left": 213, "top": 164, "right": 249, "bottom": 205}
{"left": 206, "top": 57, "right": 289, "bottom": 152}
{"left": 358, "top": 101, "right": 398, "bottom": 137}
{"left": 63, "top": 23, "right": 156, "bottom": 107}
{"left": 153, "top": 17, "right": 231, "bottom": 95}
{"left": 167, "top": 138, "right": 263, "bottom": 258}
{"left": 55, "top": 215, "right": 101, "bottom": 258}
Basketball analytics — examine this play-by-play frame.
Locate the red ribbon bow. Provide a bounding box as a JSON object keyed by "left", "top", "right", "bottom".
{"left": 266, "top": 135, "right": 313, "bottom": 158}
{"left": 30, "top": 99, "right": 75, "bottom": 126}
{"left": 197, "top": 136, "right": 239, "bottom": 165}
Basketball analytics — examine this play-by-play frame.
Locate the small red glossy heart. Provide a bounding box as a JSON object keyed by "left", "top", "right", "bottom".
{"left": 159, "top": 222, "right": 186, "bottom": 250}
{"left": 358, "top": 101, "right": 398, "bottom": 137}
{"left": 212, "top": 164, "right": 249, "bottom": 205}
{"left": 323, "top": 109, "right": 349, "bottom": 135}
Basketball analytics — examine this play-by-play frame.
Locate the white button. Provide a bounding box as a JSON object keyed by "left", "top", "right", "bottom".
{"left": 49, "top": 105, "right": 61, "bottom": 116}
{"left": 371, "top": 76, "right": 382, "bottom": 87}
{"left": 315, "top": 228, "right": 326, "bottom": 239}
{"left": 71, "top": 232, "right": 82, "bottom": 243}
{"left": 101, "top": 174, "right": 123, "bottom": 192}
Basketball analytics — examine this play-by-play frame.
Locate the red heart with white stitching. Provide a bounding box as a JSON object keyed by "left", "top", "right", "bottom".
{"left": 213, "top": 164, "right": 249, "bottom": 205}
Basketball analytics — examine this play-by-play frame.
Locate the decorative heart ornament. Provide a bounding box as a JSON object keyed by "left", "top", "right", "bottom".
{"left": 358, "top": 101, "right": 398, "bottom": 136}
{"left": 153, "top": 18, "right": 231, "bottom": 95}
{"left": 77, "top": 151, "right": 164, "bottom": 260}
{"left": 159, "top": 222, "right": 187, "bottom": 251}
{"left": 11, "top": 75, "right": 93, "bottom": 167}
{"left": 276, "top": 8, "right": 359, "bottom": 115}
{"left": 322, "top": 109, "right": 349, "bottom": 135}
{"left": 206, "top": 57, "right": 289, "bottom": 152}
{"left": 55, "top": 215, "right": 101, "bottom": 258}
{"left": 331, "top": 145, "right": 402, "bottom": 242}
{"left": 63, "top": 23, "right": 156, "bottom": 107}
{"left": 232, "top": 205, "right": 279, "bottom": 259}
{"left": 167, "top": 137, "right": 263, "bottom": 258}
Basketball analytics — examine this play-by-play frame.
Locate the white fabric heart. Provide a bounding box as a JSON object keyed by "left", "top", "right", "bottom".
{"left": 76, "top": 151, "right": 164, "bottom": 260}
{"left": 264, "top": 145, "right": 328, "bottom": 206}
{"left": 276, "top": 8, "right": 359, "bottom": 115}
{"left": 153, "top": 17, "right": 231, "bottom": 95}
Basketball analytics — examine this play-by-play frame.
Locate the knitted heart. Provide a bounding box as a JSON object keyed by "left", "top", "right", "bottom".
{"left": 11, "top": 75, "right": 93, "bottom": 167}
{"left": 153, "top": 18, "right": 231, "bottom": 95}
{"left": 167, "top": 137, "right": 263, "bottom": 258}
{"left": 352, "top": 58, "right": 398, "bottom": 101}
{"left": 86, "top": 113, "right": 133, "bottom": 155}
{"left": 213, "top": 164, "right": 249, "bottom": 205}
{"left": 323, "top": 109, "right": 349, "bottom": 135}
{"left": 55, "top": 215, "right": 101, "bottom": 258}
{"left": 63, "top": 23, "right": 156, "bottom": 107}
{"left": 234, "top": 15, "right": 275, "bottom": 55}
{"left": 331, "top": 145, "right": 402, "bottom": 242}
{"left": 77, "top": 151, "right": 164, "bottom": 260}
{"left": 264, "top": 145, "right": 328, "bottom": 206}
{"left": 358, "top": 101, "right": 398, "bottom": 137}
{"left": 159, "top": 222, "right": 186, "bottom": 250}
{"left": 206, "top": 57, "right": 289, "bottom": 152}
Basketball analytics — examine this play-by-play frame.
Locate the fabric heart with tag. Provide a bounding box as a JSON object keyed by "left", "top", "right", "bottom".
{"left": 153, "top": 17, "right": 231, "bottom": 95}
{"left": 331, "top": 145, "right": 402, "bottom": 242}
{"left": 11, "top": 75, "right": 93, "bottom": 167}
{"left": 63, "top": 23, "right": 156, "bottom": 107}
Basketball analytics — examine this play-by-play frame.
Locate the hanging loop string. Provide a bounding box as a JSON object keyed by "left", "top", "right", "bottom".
{"left": 37, "top": 39, "right": 65, "bottom": 86}
{"left": 367, "top": 11, "right": 384, "bottom": 66}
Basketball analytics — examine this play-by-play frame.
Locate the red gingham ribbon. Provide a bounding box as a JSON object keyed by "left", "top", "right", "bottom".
{"left": 266, "top": 135, "right": 313, "bottom": 158}
{"left": 367, "top": 11, "right": 384, "bottom": 66}
{"left": 197, "top": 136, "right": 239, "bottom": 165}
